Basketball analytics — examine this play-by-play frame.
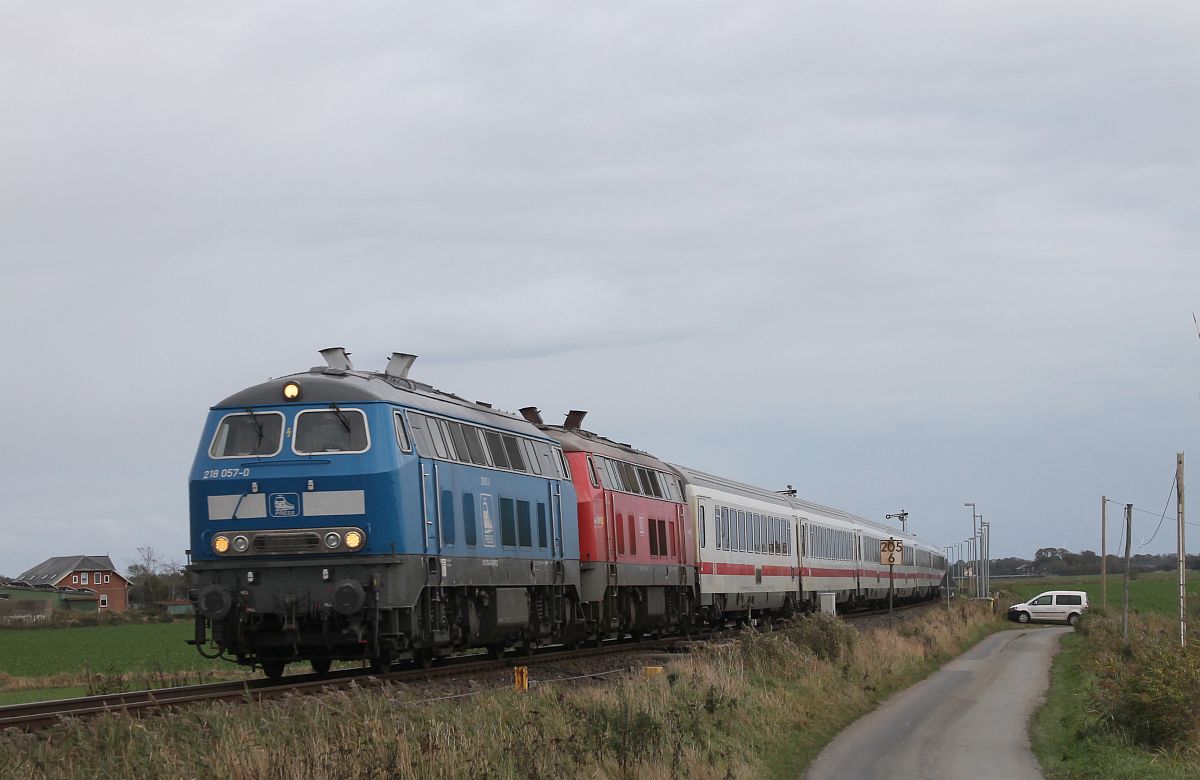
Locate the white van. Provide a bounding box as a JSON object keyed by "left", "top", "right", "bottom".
{"left": 1007, "top": 591, "right": 1088, "bottom": 626}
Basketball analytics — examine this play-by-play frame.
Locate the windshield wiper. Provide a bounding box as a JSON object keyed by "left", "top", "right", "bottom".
{"left": 329, "top": 403, "right": 352, "bottom": 434}
{"left": 244, "top": 407, "right": 265, "bottom": 450}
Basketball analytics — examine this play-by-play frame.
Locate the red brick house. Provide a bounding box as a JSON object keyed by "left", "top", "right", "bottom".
{"left": 14, "top": 555, "right": 131, "bottom": 612}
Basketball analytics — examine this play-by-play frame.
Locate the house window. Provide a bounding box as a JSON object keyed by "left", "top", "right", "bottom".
{"left": 71, "top": 574, "right": 78, "bottom": 584}
{"left": 100, "top": 595, "right": 108, "bottom": 608}
{"left": 81, "top": 572, "right": 89, "bottom": 585}
{"left": 104, "top": 574, "right": 111, "bottom": 584}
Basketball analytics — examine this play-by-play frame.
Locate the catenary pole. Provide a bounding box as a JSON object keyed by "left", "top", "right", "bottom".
{"left": 1178, "top": 453, "right": 1186, "bottom": 648}
{"left": 1101, "top": 495, "right": 1107, "bottom": 607}
{"left": 1123, "top": 503, "right": 1132, "bottom": 641}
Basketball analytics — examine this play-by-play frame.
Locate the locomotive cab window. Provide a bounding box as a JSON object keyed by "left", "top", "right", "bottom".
{"left": 293, "top": 408, "right": 370, "bottom": 454}
{"left": 210, "top": 411, "right": 284, "bottom": 458}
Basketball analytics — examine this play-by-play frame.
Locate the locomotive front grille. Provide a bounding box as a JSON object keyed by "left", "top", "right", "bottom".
{"left": 252, "top": 531, "right": 321, "bottom": 553}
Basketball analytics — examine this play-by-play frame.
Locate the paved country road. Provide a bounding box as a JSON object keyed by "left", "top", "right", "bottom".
{"left": 805, "top": 625, "right": 1071, "bottom": 780}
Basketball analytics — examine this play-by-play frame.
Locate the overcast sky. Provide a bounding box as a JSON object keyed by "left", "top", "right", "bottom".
{"left": 1, "top": 3, "right": 1197, "bottom": 577}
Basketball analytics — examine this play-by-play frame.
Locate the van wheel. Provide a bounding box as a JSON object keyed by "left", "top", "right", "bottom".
{"left": 1016, "top": 611, "right": 1030, "bottom": 624}
{"left": 1067, "top": 613, "right": 1080, "bottom": 626}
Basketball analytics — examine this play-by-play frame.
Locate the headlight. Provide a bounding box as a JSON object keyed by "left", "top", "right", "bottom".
{"left": 232, "top": 535, "right": 250, "bottom": 553}
{"left": 282, "top": 381, "right": 302, "bottom": 401}
{"left": 324, "top": 532, "right": 342, "bottom": 549}
{"left": 213, "top": 535, "right": 230, "bottom": 554}
{"left": 344, "top": 530, "right": 364, "bottom": 550}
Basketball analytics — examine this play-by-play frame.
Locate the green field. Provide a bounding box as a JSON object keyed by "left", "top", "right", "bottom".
{"left": 997, "top": 571, "right": 1198, "bottom": 617}
{"left": 0, "top": 622, "right": 213, "bottom": 678}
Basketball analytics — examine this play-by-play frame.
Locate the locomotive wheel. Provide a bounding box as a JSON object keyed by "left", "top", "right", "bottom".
{"left": 261, "top": 660, "right": 286, "bottom": 681}
{"left": 310, "top": 658, "right": 332, "bottom": 676}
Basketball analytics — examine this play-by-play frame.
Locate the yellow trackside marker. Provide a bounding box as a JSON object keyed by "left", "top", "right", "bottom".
{"left": 644, "top": 666, "right": 664, "bottom": 677}
{"left": 514, "top": 666, "right": 529, "bottom": 692}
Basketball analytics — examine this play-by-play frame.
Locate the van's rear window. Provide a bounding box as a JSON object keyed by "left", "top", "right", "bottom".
{"left": 210, "top": 412, "right": 284, "bottom": 458}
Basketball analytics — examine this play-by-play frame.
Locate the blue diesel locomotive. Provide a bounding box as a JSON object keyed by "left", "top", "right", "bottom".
{"left": 188, "top": 349, "right": 580, "bottom": 677}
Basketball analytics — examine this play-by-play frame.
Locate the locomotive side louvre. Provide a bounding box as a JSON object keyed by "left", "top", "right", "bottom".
{"left": 188, "top": 358, "right": 585, "bottom": 676}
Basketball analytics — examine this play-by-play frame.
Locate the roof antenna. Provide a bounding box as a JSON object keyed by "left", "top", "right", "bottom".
{"left": 564, "top": 410, "right": 587, "bottom": 429}
{"left": 319, "top": 347, "right": 353, "bottom": 371}
{"left": 385, "top": 352, "right": 417, "bottom": 379}
{"left": 519, "top": 407, "right": 544, "bottom": 425}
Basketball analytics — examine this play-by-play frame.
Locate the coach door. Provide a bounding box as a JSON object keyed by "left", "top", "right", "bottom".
{"left": 795, "top": 517, "right": 805, "bottom": 594}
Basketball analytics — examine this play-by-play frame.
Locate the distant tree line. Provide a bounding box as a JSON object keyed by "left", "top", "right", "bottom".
{"left": 125, "top": 547, "right": 188, "bottom": 610}
{"left": 989, "top": 548, "right": 1200, "bottom": 577}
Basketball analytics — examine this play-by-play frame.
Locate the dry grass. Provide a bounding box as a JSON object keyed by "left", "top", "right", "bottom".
{"left": 0, "top": 601, "right": 1001, "bottom": 779}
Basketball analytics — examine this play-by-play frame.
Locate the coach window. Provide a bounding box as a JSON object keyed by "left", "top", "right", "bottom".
{"left": 394, "top": 412, "right": 412, "bottom": 453}
{"left": 649, "top": 520, "right": 660, "bottom": 556}
{"left": 699, "top": 505, "right": 706, "bottom": 548}
{"left": 503, "top": 435, "right": 527, "bottom": 472}
{"left": 616, "top": 512, "right": 626, "bottom": 554}
{"left": 210, "top": 411, "right": 285, "bottom": 458}
{"left": 587, "top": 457, "right": 600, "bottom": 488}
{"left": 659, "top": 521, "right": 669, "bottom": 558}
{"left": 628, "top": 516, "right": 637, "bottom": 555}
{"left": 537, "top": 503, "right": 548, "bottom": 548}
{"left": 293, "top": 408, "right": 370, "bottom": 454}
{"left": 555, "top": 447, "right": 572, "bottom": 479}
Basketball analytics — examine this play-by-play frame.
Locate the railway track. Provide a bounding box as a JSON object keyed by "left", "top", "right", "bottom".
{"left": 0, "top": 636, "right": 677, "bottom": 733}
{"left": 1, "top": 598, "right": 941, "bottom": 733}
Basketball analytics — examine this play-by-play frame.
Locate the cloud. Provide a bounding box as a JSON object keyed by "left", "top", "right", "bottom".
{"left": 0, "top": 2, "right": 1198, "bottom": 573}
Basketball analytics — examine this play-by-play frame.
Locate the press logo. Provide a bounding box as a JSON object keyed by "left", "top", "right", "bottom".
{"left": 270, "top": 493, "right": 299, "bottom": 517}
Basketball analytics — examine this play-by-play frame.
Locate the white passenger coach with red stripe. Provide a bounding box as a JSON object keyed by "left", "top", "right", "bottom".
{"left": 672, "top": 464, "right": 946, "bottom": 619}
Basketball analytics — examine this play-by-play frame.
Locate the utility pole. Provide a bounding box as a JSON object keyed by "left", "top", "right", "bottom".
{"left": 1122, "top": 503, "right": 1132, "bottom": 642}
{"left": 1101, "top": 495, "right": 1107, "bottom": 607}
{"left": 1178, "top": 453, "right": 1186, "bottom": 648}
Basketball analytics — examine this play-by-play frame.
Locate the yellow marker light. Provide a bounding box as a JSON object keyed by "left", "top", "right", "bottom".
{"left": 213, "top": 535, "right": 230, "bottom": 554}
{"left": 282, "top": 381, "right": 302, "bottom": 401}
{"left": 344, "top": 530, "right": 364, "bottom": 550}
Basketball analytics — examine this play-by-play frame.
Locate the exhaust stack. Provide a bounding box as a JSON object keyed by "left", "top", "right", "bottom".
{"left": 319, "top": 347, "right": 353, "bottom": 370}
{"left": 384, "top": 352, "right": 418, "bottom": 379}
{"left": 519, "top": 407, "right": 544, "bottom": 425}
{"left": 564, "top": 410, "right": 587, "bottom": 429}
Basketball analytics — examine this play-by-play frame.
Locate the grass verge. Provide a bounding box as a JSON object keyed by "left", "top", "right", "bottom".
{"left": 1031, "top": 611, "right": 1200, "bottom": 780}
{"left": 0, "top": 601, "right": 1005, "bottom": 779}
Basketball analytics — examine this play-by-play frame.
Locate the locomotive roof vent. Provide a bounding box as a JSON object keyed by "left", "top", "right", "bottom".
{"left": 319, "top": 347, "right": 354, "bottom": 371}
{"left": 519, "top": 407, "right": 544, "bottom": 425}
{"left": 564, "top": 410, "right": 587, "bottom": 429}
{"left": 384, "top": 352, "right": 417, "bottom": 379}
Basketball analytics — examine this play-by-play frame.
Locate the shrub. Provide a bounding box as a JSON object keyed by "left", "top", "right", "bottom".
{"left": 777, "top": 612, "right": 858, "bottom": 661}
{"left": 1087, "top": 613, "right": 1200, "bottom": 750}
